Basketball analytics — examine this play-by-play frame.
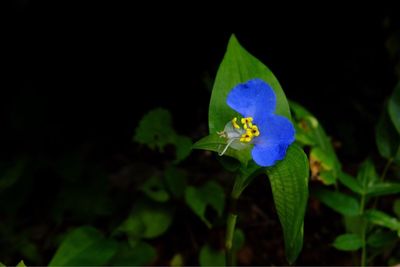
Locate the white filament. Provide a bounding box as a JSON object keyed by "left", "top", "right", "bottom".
{"left": 219, "top": 138, "right": 237, "bottom": 156}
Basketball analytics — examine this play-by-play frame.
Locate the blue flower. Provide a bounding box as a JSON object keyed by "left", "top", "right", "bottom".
{"left": 219, "top": 78, "right": 295, "bottom": 167}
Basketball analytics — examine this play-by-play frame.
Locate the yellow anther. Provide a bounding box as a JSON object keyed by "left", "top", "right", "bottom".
{"left": 250, "top": 125, "right": 260, "bottom": 137}
{"left": 240, "top": 131, "right": 253, "bottom": 142}
{"left": 231, "top": 117, "right": 240, "bottom": 129}
{"left": 241, "top": 117, "right": 253, "bottom": 129}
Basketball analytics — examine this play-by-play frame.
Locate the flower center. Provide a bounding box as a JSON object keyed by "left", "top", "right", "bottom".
{"left": 233, "top": 116, "right": 260, "bottom": 143}
{"left": 217, "top": 116, "right": 261, "bottom": 156}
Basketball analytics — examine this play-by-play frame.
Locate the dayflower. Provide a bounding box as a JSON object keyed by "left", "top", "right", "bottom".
{"left": 218, "top": 78, "right": 295, "bottom": 167}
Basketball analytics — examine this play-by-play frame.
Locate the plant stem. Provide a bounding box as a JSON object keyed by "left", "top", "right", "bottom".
{"left": 360, "top": 194, "right": 367, "bottom": 267}
{"left": 225, "top": 174, "right": 243, "bottom": 266}
{"left": 379, "top": 158, "right": 393, "bottom": 182}
{"left": 225, "top": 199, "right": 237, "bottom": 266}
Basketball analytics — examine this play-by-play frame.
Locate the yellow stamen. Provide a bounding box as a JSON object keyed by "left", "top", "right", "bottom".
{"left": 241, "top": 117, "right": 253, "bottom": 129}
{"left": 231, "top": 117, "right": 240, "bottom": 129}
{"left": 250, "top": 125, "right": 260, "bottom": 137}
{"left": 240, "top": 131, "right": 253, "bottom": 142}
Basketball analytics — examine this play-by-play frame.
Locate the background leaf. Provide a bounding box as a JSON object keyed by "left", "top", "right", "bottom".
{"left": 199, "top": 245, "right": 225, "bottom": 266}
{"left": 109, "top": 241, "right": 156, "bottom": 266}
{"left": 290, "top": 101, "right": 341, "bottom": 184}
{"left": 376, "top": 102, "right": 400, "bottom": 163}
{"left": 140, "top": 176, "right": 170, "bottom": 202}
{"left": 313, "top": 189, "right": 360, "bottom": 216}
{"left": 208, "top": 34, "right": 291, "bottom": 136}
{"left": 364, "top": 209, "right": 400, "bottom": 231}
{"left": 388, "top": 82, "right": 400, "bottom": 134}
{"left": 49, "top": 226, "right": 117, "bottom": 266}
{"left": 357, "top": 158, "right": 378, "bottom": 189}
{"left": 185, "top": 181, "right": 225, "bottom": 228}
{"left": 266, "top": 144, "right": 309, "bottom": 264}
{"left": 115, "top": 199, "right": 174, "bottom": 239}
{"left": 367, "top": 230, "right": 398, "bottom": 248}
{"left": 164, "top": 167, "right": 187, "bottom": 198}
{"left": 332, "top": 233, "right": 363, "bottom": 251}
{"left": 338, "top": 172, "right": 363, "bottom": 194}
{"left": 394, "top": 199, "right": 400, "bottom": 219}
{"left": 134, "top": 108, "right": 192, "bottom": 163}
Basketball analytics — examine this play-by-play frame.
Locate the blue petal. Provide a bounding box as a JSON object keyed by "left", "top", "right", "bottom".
{"left": 226, "top": 79, "right": 276, "bottom": 121}
{"left": 251, "top": 142, "right": 291, "bottom": 167}
{"left": 251, "top": 114, "right": 295, "bottom": 167}
{"left": 255, "top": 114, "right": 295, "bottom": 146}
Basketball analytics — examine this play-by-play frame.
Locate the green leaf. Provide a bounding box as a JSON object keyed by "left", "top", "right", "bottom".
{"left": 134, "top": 108, "right": 192, "bottom": 163}
{"left": 140, "top": 176, "right": 170, "bottom": 202}
{"left": 0, "top": 262, "right": 5, "bottom": 267}
{"left": 332, "top": 233, "right": 363, "bottom": 251}
{"left": 16, "top": 260, "right": 26, "bottom": 267}
{"left": 233, "top": 229, "right": 245, "bottom": 251}
{"left": 344, "top": 215, "right": 365, "bottom": 236}
{"left": 164, "top": 167, "right": 187, "bottom": 198}
{"left": 193, "top": 133, "right": 252, "bottom": 165}
{"left": 364, "top": 209, "right": 400, "bottom": 231}
{"left": 199, "top": 245, "right": 225, "bottom": 266}
{"left": 338, "top": 172, "right": 363, "bottom": 195}
{"left": 376, "top": 102, "right": 400, "bottom": 163}
{"left": 115, "top": 199, "right": 174, "bottom": 239}
{"left": 110, "top": 241, "right": 156, "bottom": 266}
{"left": 367, "top": 230, "right": 398, "bottom": 248}
{"left": 134, "top": 108, "right": 175, "bottom": 151}
{"left": 313, "top": 189, "right": 360, "bottom": 216}
{"left": 185, "top": 181, "right": 225, "bottom": 228}
{"left": 49, "top": 226, "right": 118, "bottom": 266}
{"left": 388, "top": 82, "right": 400, "bottom": 134}
{"left": 366, "top": 182, "right": 400, "bottom": 197}
{"left": 170, "top": 253, "right": 184, "bottom": 267}
{"left": 209, "top": 34, "right": 291, "bottom": 136}
{"left": 393, "top": 199, "right": 400, "bottom": 219}
{"left": 357, "top": 158, "right": 379, "bottom": 189}
{"left": 290, "top": 101, "right": 341, "bottom": 184}
{"left": 173, "top": 135, "right": 192, "bottom": 164}
{"left": 266, "top": 144, "right": 309, "bottom": 264}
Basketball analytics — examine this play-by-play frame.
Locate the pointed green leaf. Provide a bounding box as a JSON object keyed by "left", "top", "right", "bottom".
{"left": 364, "top": 209, "right": 400, "bottom": 231}
{"left": 376, "top": 102, "right": 400, "bottom": 163}
{"left": 338, "top": 172, "right": 363, "bottom": 195}
{"left": 313, "top": 189, "right": 360, "bottom": 216}
{"left": 185, "top": 181, "right": 225, "bottom": 228}
{"left": 266, "top": 144, "right": 309, "bottom": 264}
{"left": 357, "top": 158, "right": 379, "bottom": 189}
{"left": 388, "top": 82, "right": 400, "bottom": 134}
{"left": 193, "top": 133, "right": 252, "bottom": 165}
{"left": 209, "top": 34, "right": 291, "bottom": 136}
{"left": 49, "top": 226, "right": 118, "bottom": 266}
{"left": 332, "top": 233, "right": 362, "bottom": 251}
{"left": 366, "top": 182, "right": 400, "bottom": 197}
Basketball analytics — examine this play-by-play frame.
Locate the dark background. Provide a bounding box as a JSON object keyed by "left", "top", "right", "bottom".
{"left": 3, "top": 2, "right": 400, "bottom": 265}
{"left": 6, "top": 3, "right": 399, "bottom": 162}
